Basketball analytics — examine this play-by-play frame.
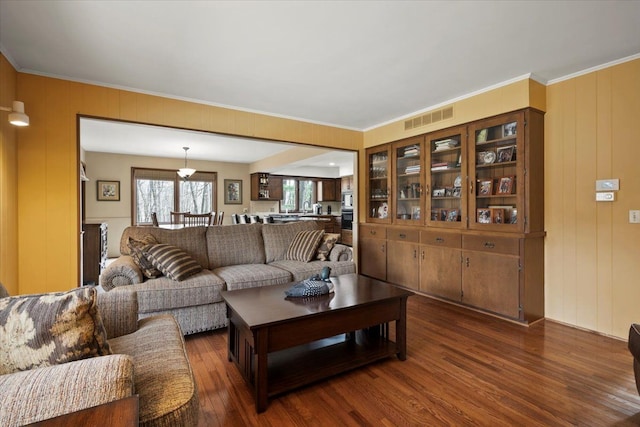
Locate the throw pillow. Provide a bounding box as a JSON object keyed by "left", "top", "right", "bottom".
{"left": 128, "top": 235, "right": 162, "bottom": 279}
{"left": 285, "top": 230, "right": 325, "bottom": 262}
{"left": 144, "top": 243, "right": 203, "bottom": 281}
{"left": 0, "top": 287, "right": 112, "bottom": 375}
{"left": 315, "top": 233, "right": 340, "bottom": 261}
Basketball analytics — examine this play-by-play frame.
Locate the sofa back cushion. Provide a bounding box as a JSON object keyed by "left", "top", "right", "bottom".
{"left": 120, "top": 226, "right": 209, "bottom": 268}
{"left": 262, "top": 221, "right": 322, "bottom": 263}
{"left": 206, "top": 223, "right": 266, "bottom": 268}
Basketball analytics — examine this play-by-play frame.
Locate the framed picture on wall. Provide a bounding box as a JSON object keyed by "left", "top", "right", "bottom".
{"left": 224, "top": 179, "right": 242, "bottom": 204}
{"left": 97, "top": 180, "right": 120, "bottom": 201}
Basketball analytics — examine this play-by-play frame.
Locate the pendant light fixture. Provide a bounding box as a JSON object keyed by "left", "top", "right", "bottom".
{"left": 177, "top": 147, "right": 196, "bottom": 179}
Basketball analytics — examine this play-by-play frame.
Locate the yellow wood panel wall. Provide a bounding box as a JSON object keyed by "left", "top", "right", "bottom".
{"left": 0, "top": 54, "right": 19, "bottom": 294}
{"left": 14, "top": 73, "right": 362, "bottom": 294}
{"left": 545, "top": 58, "right": 640, "bottom": 338}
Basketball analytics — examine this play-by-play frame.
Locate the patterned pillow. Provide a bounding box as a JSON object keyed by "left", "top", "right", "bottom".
{"left": 285, "top": 230, "right": 325, "bottom": 262}
{"left": 315, "top": 233, "right": 340, "bottom": 261}
{"left": 128, "top": 235, "right": 162, "bottom": 278}
{"left": 143, "top": 243, "right": 203, "bottom": 281}
{"left": 0, "top": 287, "right": 112, "bottom": 375}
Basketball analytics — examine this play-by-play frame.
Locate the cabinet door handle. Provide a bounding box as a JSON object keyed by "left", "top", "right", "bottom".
{"left": 370, "top": 230, "right": 376, "bottom": 235}
{"left": 435, "top": 237, "right": 444, "bottom": 243}
{"left": 421, "top": 250, "right": 425, "bottom": 261}
{"left": 469, "top": 180, "right": 474, "bottom": 194}
{"left": 381, "top": 244, "right": 385, "bottom": 253}
{"left": 413, "top": 249, "right": 417, "bottom": 259}
{"left": 466, "top": 257, "right": 470, "bottom": 267}
{"left": 425, "top": 184, "right": 430, "bottom": 195}
{"left": 484, "top": 242, "right": 495, "bottom": 249}
{"left": 399, "top": 233, "right": 406, "bottom": 239}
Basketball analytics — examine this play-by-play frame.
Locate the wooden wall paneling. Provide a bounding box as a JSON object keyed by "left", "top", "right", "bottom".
{"left": 610, "top": 60, "right": 640, "bottom": 336}
{"left": 560, "top": 79, "right": 578, "bottom": 324}
{"left": 594, "top": 67, "right": 614, "bottom": 334}
{"left": 0, "top": 54, "right": 18, "bottom": 294}
{"left": 574, "top": 73, "right": 598, "bottom": 331}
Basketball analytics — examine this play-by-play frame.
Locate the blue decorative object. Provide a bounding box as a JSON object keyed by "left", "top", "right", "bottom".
{"left": 285, "top": 280, "right": 330, "bottom": 297}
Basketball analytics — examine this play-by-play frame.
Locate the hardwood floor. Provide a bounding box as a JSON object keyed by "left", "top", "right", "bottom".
{"left": 184, "top": 295, "right": 640, "bottom": 426}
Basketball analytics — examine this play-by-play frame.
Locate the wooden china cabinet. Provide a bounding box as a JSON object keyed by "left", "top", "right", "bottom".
{"left": 360, "top": 108, "right": 545, "bottom": 324}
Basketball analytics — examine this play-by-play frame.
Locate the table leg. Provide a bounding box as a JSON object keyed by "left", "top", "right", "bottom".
{"left": 396, "top": 297, "right": 408, "bottom": 361}
{"left": 254, "top": 328, "right": 269, "bottom": 413}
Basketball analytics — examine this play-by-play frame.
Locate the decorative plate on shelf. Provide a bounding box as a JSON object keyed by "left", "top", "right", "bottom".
{"left": 483, "top": 151, "right": 496, "bottom": 164}
{"left": 454, "top": 175, "right": 462, "bottom": 187}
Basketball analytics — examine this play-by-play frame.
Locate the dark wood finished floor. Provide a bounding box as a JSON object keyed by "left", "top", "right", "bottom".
{"left": 185, "top": 295, "right": 640, "bottom": 426}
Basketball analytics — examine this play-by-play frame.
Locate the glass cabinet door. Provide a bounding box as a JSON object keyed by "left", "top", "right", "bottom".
{"left": 468, "top": 111, "right": 524, "bottom": 232}
{"left": 393, "top": 136, "right": 424, "bottom": 224}
{"left": 426, "top": 126, "right": 466, "bottom": 228}
{"left": 365, "top": 146, "right": 391, "bottom": 223}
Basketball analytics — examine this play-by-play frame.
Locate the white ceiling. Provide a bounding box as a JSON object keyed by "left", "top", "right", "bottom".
{"left": 2, "top": 1, "right": 640, "bottom": 169}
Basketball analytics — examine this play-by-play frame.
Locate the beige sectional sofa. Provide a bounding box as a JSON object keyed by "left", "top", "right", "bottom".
{"left": 99, "top": 221, "right": 354, "bottom": 335}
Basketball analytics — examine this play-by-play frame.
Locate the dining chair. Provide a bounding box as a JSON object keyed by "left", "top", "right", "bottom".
{"left": 151, "top": 212, "right": 159, "bottom": 227}
{"left": 216, "top": 211, "right": 224, "bottom": 225}
{"left": 184, "top": 212, "right": 213, "bottom": 227}
{"left": 249, "top": 215, "right": 260, "bottom": 224}
{"left": 239, "top": 214, "right": 248, "bottom": 224}
{"left": 170, "top": 211, "right": 189, "bottom": 225}
{"left": 231, "top": 214, "right": 239, "bottom": 224}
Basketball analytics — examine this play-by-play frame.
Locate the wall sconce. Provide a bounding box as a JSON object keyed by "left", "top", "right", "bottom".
{"left": 0, "top": 101, "right": 30, "bottom": 127}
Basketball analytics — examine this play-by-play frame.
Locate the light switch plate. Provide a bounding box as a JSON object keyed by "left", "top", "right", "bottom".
{"left": 630, "top": 210, "right": 640, "bottom": 224}
{"left": 595, "top": 192, "right": 615, "bottom": 202}
{"left": 596, "top": 179, "right": 619, "bottom": 191}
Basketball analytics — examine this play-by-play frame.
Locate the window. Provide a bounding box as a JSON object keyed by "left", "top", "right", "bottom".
{"left": 132, "top": 168, "right": 216, "bottom": 225}
{"left": 281, "top": 178, "right": 315, "bottom": 212}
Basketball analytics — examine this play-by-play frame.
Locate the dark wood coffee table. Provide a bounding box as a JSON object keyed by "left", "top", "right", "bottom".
{"left": 221, "top": 273, "right": 413, "bottom": 413}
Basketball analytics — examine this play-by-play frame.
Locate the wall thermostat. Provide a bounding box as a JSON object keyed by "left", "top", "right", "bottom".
{"left": 595, "top": 179, "right": 619, "bottom": 191}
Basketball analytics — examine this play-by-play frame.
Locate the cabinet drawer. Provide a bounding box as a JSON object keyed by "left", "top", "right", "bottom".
{"left": 360, "top": 224, "right": 386, "bottom": 239}
{"left": 387, "top": 228, "right": 419, "bottom": 243}
{"left": 463, "top": 235, "right": 519, "bottom": 255}
{"left": 420, "top": 231, "right": 461, "bottom": 248}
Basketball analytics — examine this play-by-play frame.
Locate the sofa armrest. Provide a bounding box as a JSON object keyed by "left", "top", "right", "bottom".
{"left": 0, "top": 354, "right": 134, "bottom": 426}
{"left": 99, "top": 255, "right": 143, "bottom": 291}
{"left": 329, "top": 244, "right": 353, "bottom": 262}
{"left": 97, "top": 289, "right": 139, "bottom": 338}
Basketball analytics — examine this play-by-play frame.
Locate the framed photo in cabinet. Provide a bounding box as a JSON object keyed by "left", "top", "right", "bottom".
{"left": 491, "top": 208, "right": 505, "bottom": 224}
{"left": 439, "top": 209, "right": 448, "bottom": 221}
{"left": 497, "top": 145, "right": 515, "bottom": 163}
{"left": 477, "top": 209, "right": 491, "bottom": 224}
{"left": 497, "top": 176, "right": 514, "bottom": 195}
{"left": 510, "top": 208, "right": 518, "bottom": 224}
{"left": 503, "top": 122, "right": 517, "bottom": 137}
{"left": 452, "top": 187, "right": 461, "bottom": 198}
{"left": 446, "top": 209, "right": 459, "bottom": 222}
{"left": 431, "top": 209, "right": 439, "bottom": 221}
{"left": 476, "top": 128, "right": 488, "bottom": 143}
{"left": 478, "top": 179, "right": 493, "bottom": 196}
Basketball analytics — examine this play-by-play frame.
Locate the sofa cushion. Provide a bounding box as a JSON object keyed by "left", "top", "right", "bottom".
{"left": 123, "top": 269, "right": 225, "bottom": 314}
{"left": 108, "top": 315, "right": 199, "bottom": 426}
{"left": 315, "top": 233, "right": 340, "bottom": 261}
{"left": 145, "top": 244, "right": 203, "bottom": 281}
{"left": 0, "top": 287, "right": 111, "bottom": 375}
{"left": 128, "top": 235, "right": 162, "bottom": 279}
{"left": 206, "top": 223, "right": 266, "bottom": 268}
{"left": 262, "top": 221, "right": 321, "bottom": 263}
{"left": 214, "top": 264, "right": 292, "bottom": 291}
{"left": 120, "top": 226, "right": 209, "bottom": 269}
{"left": 285, "top": 229, "right": 325, "bottom": 262}
{"left": 270, "top": 259, "right": 357, "bottom": 282}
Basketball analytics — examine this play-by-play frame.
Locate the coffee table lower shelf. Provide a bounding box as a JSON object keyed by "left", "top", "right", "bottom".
{"left": 267, "top": 331, "right": 397, "bottom": 396}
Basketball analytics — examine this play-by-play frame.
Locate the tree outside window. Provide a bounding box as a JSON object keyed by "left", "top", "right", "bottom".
{"left": 280, "top": 178, "right": 315, "bottom": 212}
{"left": 132, "top": 168, "right": 216, "bottom": 225}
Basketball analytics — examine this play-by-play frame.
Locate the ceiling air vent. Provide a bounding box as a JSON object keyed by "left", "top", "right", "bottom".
{"left": 404, "top": 105, "right": 454, "bottom": 131}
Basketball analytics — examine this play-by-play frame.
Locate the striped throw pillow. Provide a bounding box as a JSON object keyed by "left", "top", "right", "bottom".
{"left": 285, "top": 230, "right": 325, "bottom": 262}
{"left": 144, "top": 244, "right": 202, "bottom": 281}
